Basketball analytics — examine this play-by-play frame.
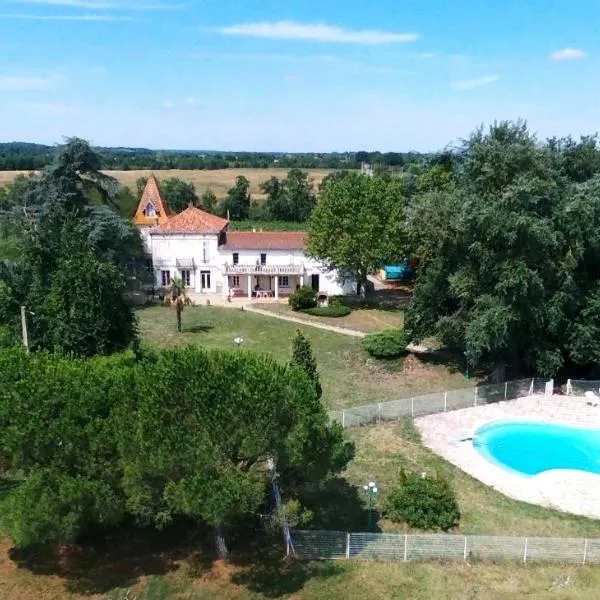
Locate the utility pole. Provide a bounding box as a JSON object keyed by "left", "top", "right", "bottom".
{"left": 20, "top": 306, "right": 29, "bottom": 352}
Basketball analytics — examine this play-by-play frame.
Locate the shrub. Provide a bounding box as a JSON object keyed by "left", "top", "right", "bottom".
{"left": 289, "top": 286, "right": 317, "bottom": 310}
{"left": 328, "top": 295, "right": 346, "bottom": 308}
{"left": 384, "top": 469, "right": 460, "bottom": 531}
{"left": 363, "top": 329, "right": 408, "bottom": 358}
{"left": 303, "top": 305, "right": 351, "bottom": 318}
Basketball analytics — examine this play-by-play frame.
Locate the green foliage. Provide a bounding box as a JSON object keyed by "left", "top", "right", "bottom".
{"left": 303, "top": 305, "right": 351, "bottom": 317}
{"left": 0, "top": 345, "right": 352, "bottom": 548}
{"left": 308, "top": 172, "right": 407, "bottom": 296}
{"left": 160, "top": 177, "right": 198, "bottom": 213}
{"left": 288, "top": 286, "right": 317, "bottom": 310}
{"left": 384, "top": 469, "right": 460, "bottom": 531}
{"left": 200, "top": 188, "right": 217, "bottom": 212}
{"left": 406, "top": 121, "right": 600, "bottom": 377}
{"left": 363, "top": 329, "right": 408, "bottom": 358}
{"left": 0, "top": 138, "right": 140, "bottom": 357}
{"left": 222, "top": 176, "right": 251, "bottom": 220}
{"left": 291, "top": 329, "right": 322, "bottom": 398}
{"left": 262, "top": 169, "right": 316, "bottom": 221}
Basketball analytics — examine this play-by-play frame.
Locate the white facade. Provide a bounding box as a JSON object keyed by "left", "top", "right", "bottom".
{"left": 147, "top": 230, "right": 354, "bottom": 299}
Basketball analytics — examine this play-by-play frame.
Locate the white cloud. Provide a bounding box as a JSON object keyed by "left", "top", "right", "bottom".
{"left": 184, "top": 96, "right": 199, "bottom": 106}
{"left": 550, "top": 48, "right": 587, "bottom": 61}
{"left": 0, "top": 74, "right": 62, "bottom": 90}
{"left": 162, "top": 100, "right": 175, "bottom": 109}
{"left": 451, "top": 75, "right": 499, "bottom": 91}
{"left": 217, "top": 21, "right": 418, "bottom": 45}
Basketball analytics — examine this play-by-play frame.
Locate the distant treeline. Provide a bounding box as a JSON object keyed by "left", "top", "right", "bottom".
{"left": 0, "top": 142, "right": 430, "bottom": 171}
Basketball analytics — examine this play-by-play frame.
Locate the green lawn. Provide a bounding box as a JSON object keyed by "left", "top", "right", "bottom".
{"left": 254, "top": 302, "right": 405, "bottom": 333}
{"left": 137, "top": 304, "right": 473, "bottom": 410}
{"left": 344, "top": 420, "right": 600, "bottom": 537}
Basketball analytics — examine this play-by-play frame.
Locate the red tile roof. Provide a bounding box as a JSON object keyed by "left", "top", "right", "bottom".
{"left": 153, "top": 205, "right": 230, "bottom": 234}
{"left": 221, "top": 231, "right": 307, "bottom": 250}
{"left": 133, "top": 174, "right": 173, "bottom": 227}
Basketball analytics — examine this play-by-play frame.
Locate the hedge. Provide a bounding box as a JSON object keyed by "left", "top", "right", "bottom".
{"left": 303, "top": 305, "right": 351, "bottom": 318}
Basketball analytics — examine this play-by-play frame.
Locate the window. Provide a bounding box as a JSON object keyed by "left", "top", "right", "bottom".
{"left": 143, "top": 202, "right": 157, "bottom": 217}
{"left": 203, "top": 242, "right": 209, "bottom": 262}
{"left": 232, "top": 252, "right": 239, "bottom": 265}
{"left": 231, "top": 275, "right": 240, "bottom": 288}
{"left": 260, "top": 253, "right": 267, "bottom": 265}
{"left": 161, "top": 270, "right": 171, "bottom": 287}
{"left": 180, "top": 269, "right": 191, "bottom": 287}
{"left": 278, "top": 276, "right": 290, "bottom": 287}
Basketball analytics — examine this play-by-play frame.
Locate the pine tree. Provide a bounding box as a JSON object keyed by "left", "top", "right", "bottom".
{"left": 291, "top": 329, "right": 322, "bottom": 399}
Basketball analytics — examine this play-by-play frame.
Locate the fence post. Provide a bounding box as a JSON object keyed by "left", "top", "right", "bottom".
{"left": 463, "top": 536, "right": 468, "bottom": 561}
{"left": 529, "top": 379, "right": 534, "bottom": 396}
{"left": 523, "top": 538, "right": 528, "bottom": 563}
{"left": 346, "top": 533, "right": 350, "bottom": 559}
{"left": 342, "top": 410, "right": 345, "bottom": 428}
{"left": 378, "top": 403, "right": 382, "bottom": 423}
{"left": 444, "top": 392, "right": 447, "bottom": 412}
{"left": 411, "top": 397, "right": 414, "bottom": 418}
{"left": 583, "top": 539, "right": 588, "bottom": 565}
{"left": 566, "top": 379, "right": 572, "bottom": 396}
{"left": 504, "top": 381, "right": 508, "bottom": 400}
{"left": 404, "top": 534, "right": 408, "bottom": 561}
{"left": 474, "top": 387, "right": 478, "bottom": 407}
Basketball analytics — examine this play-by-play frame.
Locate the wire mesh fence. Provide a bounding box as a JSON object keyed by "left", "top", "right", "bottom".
{"left": 332, "top": 378, "right": 550, "bottom": 428}
{"left": 567, "top": 379, "right": 600, "bottom": 396}
{"left": 290, "top": 530, "right": 600, "bottom": 564}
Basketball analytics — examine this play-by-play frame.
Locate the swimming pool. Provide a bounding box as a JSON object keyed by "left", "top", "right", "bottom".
{"left": 473, "top": 421, "right": 600, "bottom": 477}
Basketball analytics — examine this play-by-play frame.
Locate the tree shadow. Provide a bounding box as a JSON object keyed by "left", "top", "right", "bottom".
{"left": 8, "top": 520, "right": 211, "bottom": 595}
{"left": 185, "top": 324, "right": 214, "bottom": 334}
{"left": 301, "top": 477, "right": 380, "bottom": 533}
{"left": 230, "top": 538, "right": 343, "bottom": 598}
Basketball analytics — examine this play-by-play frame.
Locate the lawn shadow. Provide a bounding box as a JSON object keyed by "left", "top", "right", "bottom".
{"left": 8, "top": 520, "right": 213, "bottom": 595}
{"left": 302, "top": 477, "right": 381, "bottom": 533}
{"left": 185, "top": 324, "right": 214, "bottom": 334}
{"left": 230, "top": 538, "right": 343, "bottom": 598}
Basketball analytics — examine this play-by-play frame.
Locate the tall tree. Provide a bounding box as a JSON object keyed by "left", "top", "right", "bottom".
{"left": 200, "top": 189, "right": 217, "bottom": 212}
{"left": 0, "top": 138, "right": 140, "bottom": 356}
{"left": 307, "top": 172, "right": 406, "bottom": 296}
{"left": 406, "top": 121, "right": 600, "bottom": 378}
{"left": 161, "top": 177, "right": 199, "bottom": 213}
{"left": 291, "top": 329, "right": 322, "bottom": 398}
{"left": 223, "top": 176, "right": 251, "bottom": 220}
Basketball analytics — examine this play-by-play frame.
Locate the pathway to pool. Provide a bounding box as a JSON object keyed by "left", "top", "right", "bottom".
{"left": 416, "top": 393, "right": 600, "bottom": 520}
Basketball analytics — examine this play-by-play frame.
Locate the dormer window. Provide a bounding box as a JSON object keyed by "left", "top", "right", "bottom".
{"left": 143, "top": 202, "right": 159, "bottom": 217}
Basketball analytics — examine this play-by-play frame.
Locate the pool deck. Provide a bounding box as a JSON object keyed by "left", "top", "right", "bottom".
{"left": 415, "top": 393, "right": 600, "bottom": 520}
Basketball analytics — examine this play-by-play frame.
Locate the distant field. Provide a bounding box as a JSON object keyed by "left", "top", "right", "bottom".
{"left": 0, "top": 168, "right": 334, "bottom": 199}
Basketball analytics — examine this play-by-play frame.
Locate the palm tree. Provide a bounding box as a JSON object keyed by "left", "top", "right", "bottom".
{"left": 164, "top": 277, "right": 192, "bottom": 333}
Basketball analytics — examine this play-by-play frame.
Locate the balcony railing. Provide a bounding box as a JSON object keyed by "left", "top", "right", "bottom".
{"left": 225, "top": 264, "right": 304, "bottom": 275}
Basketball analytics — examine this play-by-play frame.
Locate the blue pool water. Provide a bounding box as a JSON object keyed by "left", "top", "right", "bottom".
{"left": 472, "top": 421, "right": 600, "bottom": 477}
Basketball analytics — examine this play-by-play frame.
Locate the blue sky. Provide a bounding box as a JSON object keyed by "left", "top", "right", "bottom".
{"left": 0, "top": 0, "right": 598, "bottom": 151}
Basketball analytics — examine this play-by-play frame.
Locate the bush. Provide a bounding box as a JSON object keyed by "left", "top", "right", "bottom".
{"left": 384, "top": 469, "right": 460, "bottom": 531}
{"left": 289, "top": 286, "right": 317, "bottom": 310}
{"left": 363, "top": 329, "right": 408, "bottom": 358}
{"left": 303, "top": 305, "right": 351, "bottom": 318}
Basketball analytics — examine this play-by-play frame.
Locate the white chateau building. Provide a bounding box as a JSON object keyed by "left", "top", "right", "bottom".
{"left": 134, "top": 175, "right": 354, "bottom": 299}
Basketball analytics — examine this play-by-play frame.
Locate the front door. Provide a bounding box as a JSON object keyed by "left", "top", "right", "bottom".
{"left": 311, "top": 274, "right": 320, "bottom": 291}
{"left": 201, "top": 270, "right": 211, "bottom": 292}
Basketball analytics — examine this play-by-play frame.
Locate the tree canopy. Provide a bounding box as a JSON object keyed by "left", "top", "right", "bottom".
{"left": 307, "top": 171, "right": 407, "bottom": 295}
{"left": 0, "top": 138, "right": 141, "bottom": 356}
{"left": 0, "top": 346, "right": 352, "bottom": 551}
{"left": 406, "top": 121, "right": 600, "bottom": 378}
{"left": 262, "top": 169, "right": 316, "bottom": 221}
{"left": 223, "top": 176, "right": 251, "bottom": 220}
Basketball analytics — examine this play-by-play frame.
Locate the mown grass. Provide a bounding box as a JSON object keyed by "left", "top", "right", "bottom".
{"left": 254, "top": 302, "right": 405, "bottom": 333}
{"left": 344, "top": 420, "right": 600, "bottom": 537}
{"left": 137, "top": 304, "right": 473, "bottom": 410}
